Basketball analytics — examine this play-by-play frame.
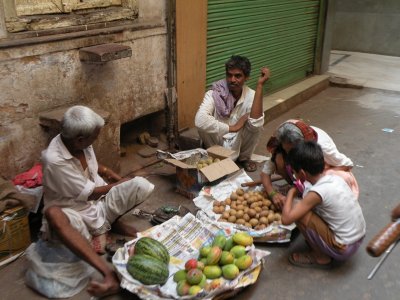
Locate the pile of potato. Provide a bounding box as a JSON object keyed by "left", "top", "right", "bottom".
{"left": 212, "top": 188, "right": 282, "bottom": 230}
{"left": 196, "top": 157, "right": 221, "bottom": 169}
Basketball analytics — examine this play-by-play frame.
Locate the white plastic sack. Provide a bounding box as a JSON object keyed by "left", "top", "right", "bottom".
{"left": 25, "top": 240, "right": 95, "bottom": 298}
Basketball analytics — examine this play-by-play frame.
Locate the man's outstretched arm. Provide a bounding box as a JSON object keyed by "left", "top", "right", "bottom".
{"left": 250, "top": 67, "right": 270, "bottom": 119}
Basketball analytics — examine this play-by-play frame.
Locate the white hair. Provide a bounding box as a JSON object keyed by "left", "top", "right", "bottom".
{"left": 276, "top": 122, "right": 304, "bottom": 144}
{"left": 61, "top": 106, "right": 105, "bottom": 139}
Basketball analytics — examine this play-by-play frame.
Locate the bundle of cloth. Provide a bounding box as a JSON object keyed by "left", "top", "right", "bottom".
{"left": 0, "top": 177, "right": 35, "bottom": 213}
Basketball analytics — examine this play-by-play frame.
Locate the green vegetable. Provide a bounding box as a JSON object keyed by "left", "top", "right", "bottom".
{"left": 134, "top": 237, "right": 170, "bottom": 264}
{"left": 127, "top": 254, "right": 169, "bottom": 285}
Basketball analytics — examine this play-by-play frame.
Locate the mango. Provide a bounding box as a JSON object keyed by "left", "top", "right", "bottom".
{"left": 185, "top": 258, "right": 198, "bottom": 270}
{"left": 232, "top": 232, "right": 253, "bottom": 247}
{"left": 189, "top": 285, "right": 202, "bottom": 296}
{"left": 205, "top": 278, "right": 223, "bottom": 291}
{"left": 203, "top": 265, "right": 222, "bottom": 279}
{"left": 222, "top": 264, "right": 240, "bottom": 280}
{"left": 219, "top": 251, "right": 235, "bottom": 265}
{"left": 186, "top": 268, "right": 203, "bottom": 285}
{"left": 206, "top": 246, "right": 222, "bottom": 265}
{"left": 198, "top": 274, "right": 207, "bottom": 288}
{"left": 176, "top": 280, "right": 191, "bottom": 296}
{"left": 230, "top": 245, "right": 246, "bottom": 258}
{"left": 199, "top": 257, "right": 208, "bottom": 265}
{"left": 173, "top": 269, "right": 187, "bottom": 283}
{"left": 199, "top": 246, "right": 211, "bottom": 258}
{"left": 196, "top": 260, "right": 205, "bottom": 270}
{"left": 212, "top": 234, "right": 227, "bottom": 249}
{"left": 223, "top": 237, "right": 236, "bottom": 251}
{"left": 235, "top": 254, "right": 253, "bottom": 270}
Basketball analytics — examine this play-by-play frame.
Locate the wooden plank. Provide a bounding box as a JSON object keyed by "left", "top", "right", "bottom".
{"left": 176, "top": 0, "right": 207, "bottom": 130}
{"left": 64, "top": 0, "right": 121, "bottom": 12}
{"left": 14, "top": 0, "right": 123, "bottom": 16}
{"left": 15, "top": 0, "right": 64, "bottom": 15}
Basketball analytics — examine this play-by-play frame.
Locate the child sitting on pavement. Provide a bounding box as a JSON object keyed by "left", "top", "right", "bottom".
{"left": 281, "top": 140, "right": 366, "bottom": 268}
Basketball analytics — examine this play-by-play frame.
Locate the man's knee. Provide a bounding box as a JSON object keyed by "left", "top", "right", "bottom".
{"left": 197, "top": 129, "right": 222, "bottom": 148}
{"left": 296, "top": 211, "right": 313, "bottom": 230}
{"left": 45, "top": 206, "right": 69, "bottom": 229}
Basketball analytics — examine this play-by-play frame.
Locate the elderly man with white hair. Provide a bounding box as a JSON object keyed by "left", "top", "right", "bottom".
{"left": 37, "top": 105, "right": 154, "bottom": 297}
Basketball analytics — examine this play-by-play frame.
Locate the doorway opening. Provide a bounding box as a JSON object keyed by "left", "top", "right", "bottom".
{"left": 119, "top": 111, "right": 168, "bottom": 176}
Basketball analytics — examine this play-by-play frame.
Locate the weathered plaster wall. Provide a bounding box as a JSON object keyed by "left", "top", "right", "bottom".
{"left": 0, "top": 5, "right": 167, "bottom": 178}
{"left": 333, "top": 0, "right": 400, "bottom": 56}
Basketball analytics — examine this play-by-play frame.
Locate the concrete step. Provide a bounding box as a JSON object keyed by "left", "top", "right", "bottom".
{"left": 263, "top": 74, "right": 330, "bottom": 123}
{"left": 177, "top": 75, "right": 330, "bottom": 150}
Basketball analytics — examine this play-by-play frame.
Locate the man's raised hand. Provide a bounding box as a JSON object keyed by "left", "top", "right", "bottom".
{"left": 258, "top": 67, "right": 270, "bottom": 85}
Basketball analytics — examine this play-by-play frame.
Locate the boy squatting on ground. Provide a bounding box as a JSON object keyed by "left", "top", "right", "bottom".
{"left": 38, "top": 106, "right": 154, "bottom": 297}
{"left": 261, "top": 120, "right": 359, "bottom": 210}
{"left": 281, "top": 140, "right": 366, "bottom": 268}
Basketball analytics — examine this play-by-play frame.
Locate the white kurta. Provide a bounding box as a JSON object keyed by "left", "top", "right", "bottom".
{"left": 195, "top": 85, "right": 264, "bottom": 161}
{"left": 41, "top": 135, "right": 154, "bottom": 239}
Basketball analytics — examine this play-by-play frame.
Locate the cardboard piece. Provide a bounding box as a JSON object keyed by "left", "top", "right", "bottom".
{"left": 206, "top": 145, "right": 236, "bottom": 160}
{"left": 0, "top": 206, "right": 31, "bottom": 263}
{"left": 200, "top": 158, "right": 239, "bottom": 182}
{"left": 163, "top": 146, "right": 240, "bottom": 198}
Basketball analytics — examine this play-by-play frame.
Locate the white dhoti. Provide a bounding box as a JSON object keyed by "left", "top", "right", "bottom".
{"left": 198, "top": 121, "right": 263, "bottom": 161}
{"left": 43, "top": 176, "right": 154, "bottom": 241}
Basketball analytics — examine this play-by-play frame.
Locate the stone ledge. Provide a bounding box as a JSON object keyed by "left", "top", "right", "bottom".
{"left": 263, "top": 75, "right": 330, "bottom": 123}
{"left": 329, "top": 75, "right": 364, "bottom": 89}
{"left": 177, "top": 127, "right": 201, "bottom": 150}
{"left": 79, "top": 43, "right": 132, "bottom": 63}
{"left": 177, "top": 75, "right": 330, "bottom": 150}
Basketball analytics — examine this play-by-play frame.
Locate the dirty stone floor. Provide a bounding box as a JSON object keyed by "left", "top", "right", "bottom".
{"left": 2, "top": 85, "right": 400, "bottom": 300}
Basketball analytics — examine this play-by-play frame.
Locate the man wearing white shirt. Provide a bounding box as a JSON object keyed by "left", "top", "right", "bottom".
{"left": 40, "top": 105, "right": 154, "bottom": 297}
{"left": 195, "top": 55, "right": 270, "bottom": 172}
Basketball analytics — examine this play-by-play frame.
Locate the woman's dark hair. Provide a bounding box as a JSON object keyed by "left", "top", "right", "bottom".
{"left": 288, "top": 140, "right": 325, "bottom": 176}
{"left": 225, "top": 55, "right": 251, "bottom": 77}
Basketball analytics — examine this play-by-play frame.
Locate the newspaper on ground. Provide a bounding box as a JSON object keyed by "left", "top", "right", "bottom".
{"left": 112, "top": 213, "right": 270, "bottom": 300}
{"left": 156, "top": 148, "right": 208, "bottom": 162}
{"left": 193, "top": 169, "right": 296, "bottom": 243}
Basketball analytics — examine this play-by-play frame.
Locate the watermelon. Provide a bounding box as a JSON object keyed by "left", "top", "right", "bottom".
{"left": 127, "top": 254, "right": 169, "bottom": 285}
{"left": 134, "top": 237, "right": 170, "bottom": 264}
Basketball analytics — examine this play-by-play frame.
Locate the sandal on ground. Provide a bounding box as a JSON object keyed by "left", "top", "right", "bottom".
{"left": 239, "top": 160, "right": 258, "bottom": 172}
{"left": 288, "top": 252, "right": 332, "bottom": 269}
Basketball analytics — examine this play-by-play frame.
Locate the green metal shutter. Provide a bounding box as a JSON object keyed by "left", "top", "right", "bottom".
{"left": 207, "top": 0, "right": 322, "bottom": 92}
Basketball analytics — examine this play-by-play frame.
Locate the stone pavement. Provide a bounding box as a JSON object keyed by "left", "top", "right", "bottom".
{"left": 2, "top": 51, "right": 400, "bottom": 299}
{"left": 329, "top": 50, "right": 400, "bottom": 92}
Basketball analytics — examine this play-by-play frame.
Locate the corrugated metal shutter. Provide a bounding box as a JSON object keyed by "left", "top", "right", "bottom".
{"left": 207, "top": 0, "right": 321, "bottom": 92}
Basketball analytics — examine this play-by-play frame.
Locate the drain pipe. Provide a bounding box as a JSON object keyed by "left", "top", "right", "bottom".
{"left": 165, "top": 0, "right": 178, "bottom": 149}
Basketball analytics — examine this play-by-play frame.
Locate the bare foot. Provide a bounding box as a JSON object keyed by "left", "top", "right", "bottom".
{"left": 288, "top": 251, "right": 332, "bottom": 269}
{"left": 87, "top": 272, "right": 120, "bottom": 298}
{"left": 310, "top": 251, "right": 332, "bottom": 265}
{"left": 112, "top": 219, "right": 138, "bottom": 237}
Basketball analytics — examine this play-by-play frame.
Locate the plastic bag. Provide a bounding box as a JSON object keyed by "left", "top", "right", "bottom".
{"left": 25, "top": 239, "right": 95, "bottom": 298}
